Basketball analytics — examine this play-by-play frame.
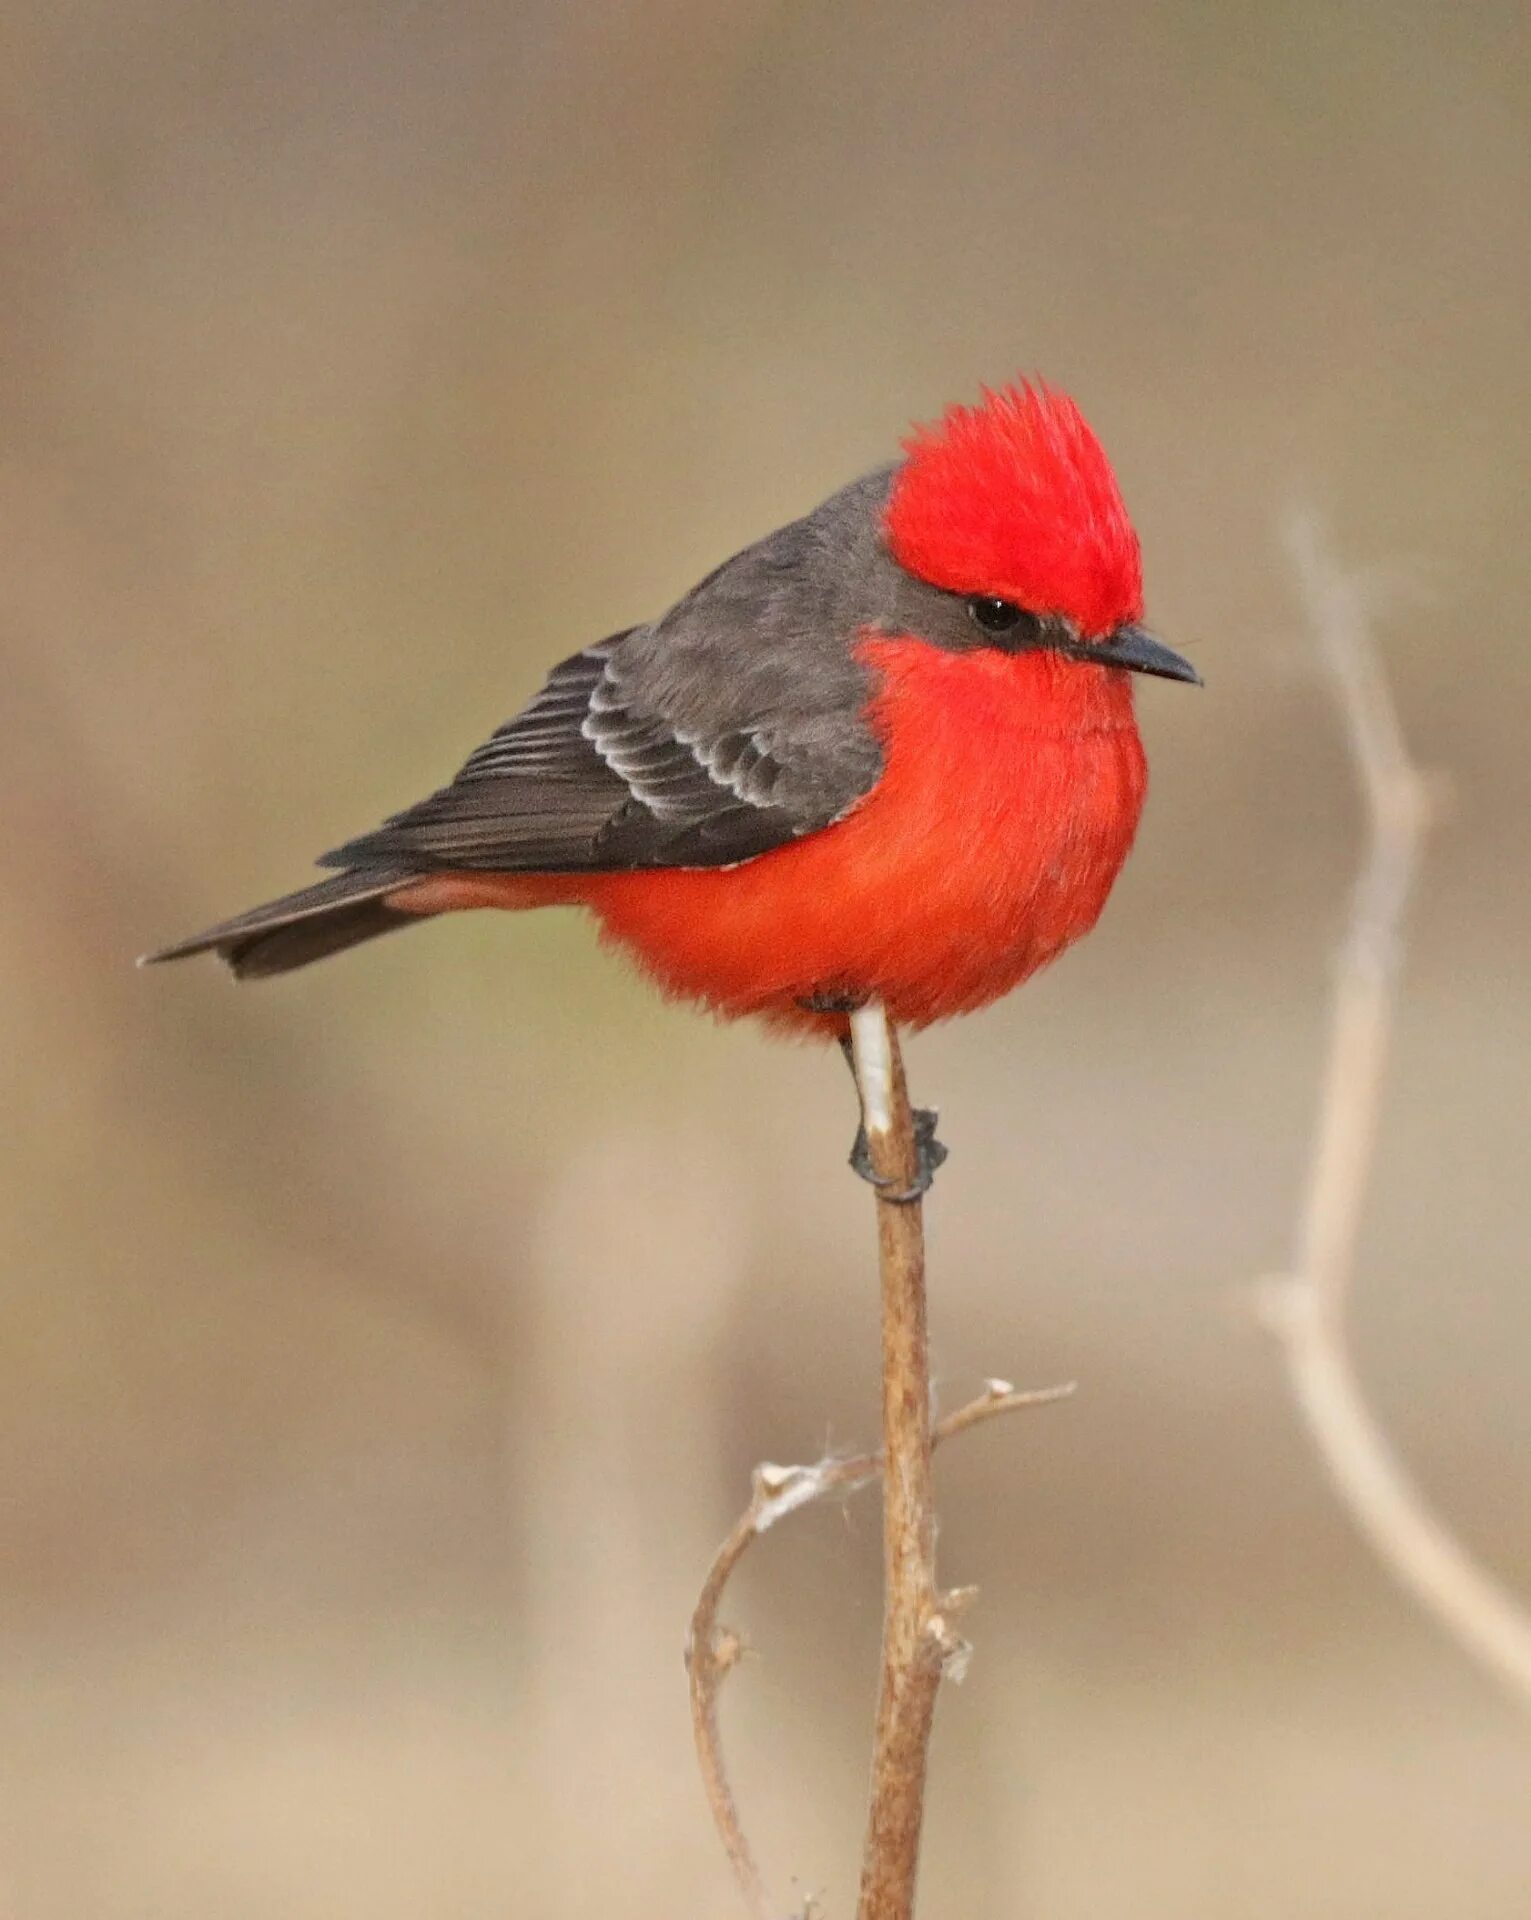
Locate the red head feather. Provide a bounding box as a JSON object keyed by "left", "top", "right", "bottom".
{"left": 884, "top": 381, "right": 1143, "bottom": 639}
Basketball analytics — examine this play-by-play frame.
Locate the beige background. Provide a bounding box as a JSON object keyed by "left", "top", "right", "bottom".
{"left": 3, "top": 3, "right": 1529, "bottom": 1915}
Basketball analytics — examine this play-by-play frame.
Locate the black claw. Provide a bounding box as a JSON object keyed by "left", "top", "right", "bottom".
{"left": 848, "top": 1106, "right": 948, "bottom": 1204}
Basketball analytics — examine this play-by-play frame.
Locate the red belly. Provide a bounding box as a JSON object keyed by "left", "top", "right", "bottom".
{"left": 397, "top": 639, "right": 1148, "bottom": 1036}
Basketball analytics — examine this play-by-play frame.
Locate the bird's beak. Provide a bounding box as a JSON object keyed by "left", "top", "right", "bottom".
{"left": 1095, "top": 623, "right": 1201, "bottom": 684}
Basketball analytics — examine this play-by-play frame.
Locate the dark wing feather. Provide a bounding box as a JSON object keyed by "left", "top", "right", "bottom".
{"left": 143, "top": 467, "right": 941, "bottom": 977}
{"left": 322, "top": 587, "right": 884, "bottom": 875}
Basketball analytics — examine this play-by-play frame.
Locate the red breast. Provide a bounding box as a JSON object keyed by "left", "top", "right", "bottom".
{"left": 399, "top": 635, "right": 1147, "bottom": 1033}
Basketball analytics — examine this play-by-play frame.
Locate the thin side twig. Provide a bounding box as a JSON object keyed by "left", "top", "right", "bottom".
{"left": 1260, "top": 512, "right": 1531, "bottom": 1704}
{"left": 686, "top": 1377, "right": 1073, "bottom": 1918}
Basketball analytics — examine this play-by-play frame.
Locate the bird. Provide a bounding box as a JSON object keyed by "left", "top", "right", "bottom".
{"left": 144, "top": 380, "right": 1197, "bottom": 1192}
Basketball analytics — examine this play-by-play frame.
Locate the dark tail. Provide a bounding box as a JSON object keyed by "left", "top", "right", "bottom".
{"left": 140, "top": 868, "right": 419, "bottom": 980}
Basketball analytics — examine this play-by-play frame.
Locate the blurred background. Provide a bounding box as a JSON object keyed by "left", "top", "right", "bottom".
{"left": 3, "top": 2, "right": 1529, "bottom": 1914}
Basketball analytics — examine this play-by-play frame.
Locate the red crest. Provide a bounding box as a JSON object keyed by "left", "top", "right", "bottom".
{"left": 885, "top": 381, "right": 1143, "bottom": 639}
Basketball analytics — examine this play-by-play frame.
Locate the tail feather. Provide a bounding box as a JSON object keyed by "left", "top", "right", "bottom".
{"left": 140, "top": 868, "right": 418, "bottom": 979}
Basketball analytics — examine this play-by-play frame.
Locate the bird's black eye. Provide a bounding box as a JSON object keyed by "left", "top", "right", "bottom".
{"left": 966, "top": 596, "right": 1025, "bottom": 635}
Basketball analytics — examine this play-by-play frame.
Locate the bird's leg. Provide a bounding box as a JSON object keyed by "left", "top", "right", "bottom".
{"left": 836, "top": 1029, "right": 948, "bottom": 1204}
{"left": 795, "top": 991, "right": 949, "bottom": 1198}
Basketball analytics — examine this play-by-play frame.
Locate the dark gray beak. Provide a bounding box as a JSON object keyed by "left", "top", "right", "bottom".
{"left": 1095, "top": 623, "right": 1201, "bottom": 684}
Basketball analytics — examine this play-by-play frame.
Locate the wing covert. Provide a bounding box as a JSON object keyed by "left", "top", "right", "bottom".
{"left": 320, "top": 589, "right": 883, "bottom": 877}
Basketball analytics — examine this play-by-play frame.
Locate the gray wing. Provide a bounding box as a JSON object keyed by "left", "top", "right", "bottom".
{"left": 322, "top": 492, "right": 891, "bottom": 876}
{"left": 142, "top": 463, "right": 997, "bottom": 978}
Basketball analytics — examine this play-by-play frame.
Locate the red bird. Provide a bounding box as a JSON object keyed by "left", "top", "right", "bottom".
{"left": 147, "top": 381, "right": 1196, "bottom": 1182}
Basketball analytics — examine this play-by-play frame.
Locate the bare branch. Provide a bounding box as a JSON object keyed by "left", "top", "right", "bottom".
{"left": 1261, "top": 511, "right": 1531, "bottom": 1704}
{"left": 687, "top": 1356, "right": 1071, "bottom": 1916}
{"left": 848, "top": 1003, "right": 944, "bottom": 1920}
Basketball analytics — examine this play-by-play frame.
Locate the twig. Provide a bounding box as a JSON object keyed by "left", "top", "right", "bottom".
{"left": 1259, "top": 511, "right": 1531, "bottom": 1704}
{"left": 686, "top": 1377, "right": 1073, "bottom": 1919}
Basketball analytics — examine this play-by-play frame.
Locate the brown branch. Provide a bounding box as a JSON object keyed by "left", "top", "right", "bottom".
{"left": 1259, "top": 512, "right": 1531, "bottom": 1704}
{"left": 847, "top": 1003, "right": 947, "bottom": 1920}
{"left": 687, "top": 1369, "right": 1073, "bottom": 1917}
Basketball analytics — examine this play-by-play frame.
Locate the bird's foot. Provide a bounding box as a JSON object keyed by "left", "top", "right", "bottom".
{"left": 848, "top": 1106, "right": 948, "bottom": 1204}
